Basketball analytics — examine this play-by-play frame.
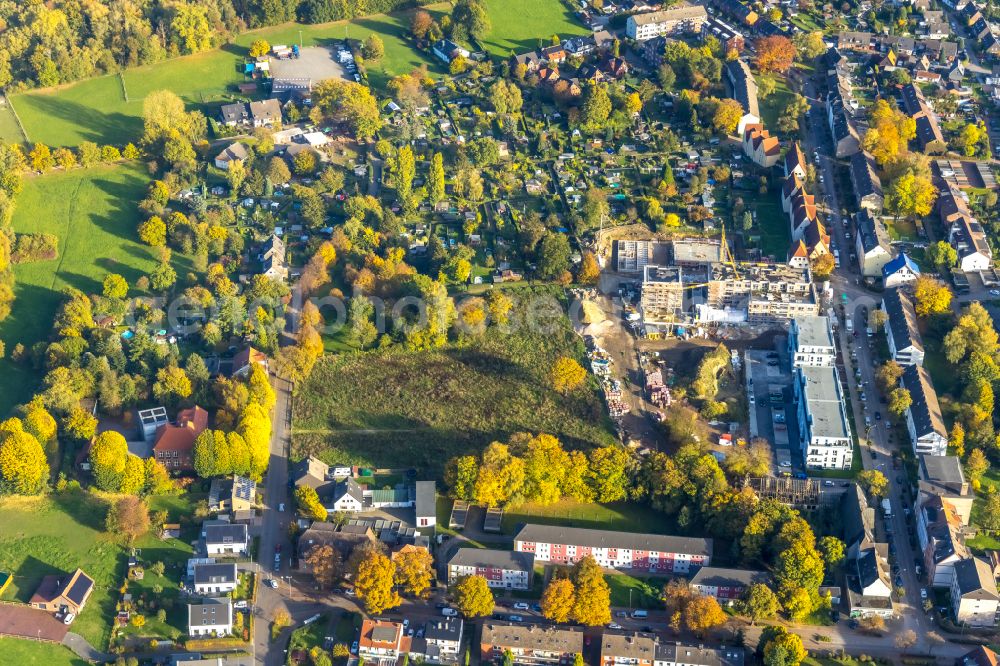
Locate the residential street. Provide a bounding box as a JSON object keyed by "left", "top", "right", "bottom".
{"left": 253, "top": 375, "right": 294, "bottom": 665}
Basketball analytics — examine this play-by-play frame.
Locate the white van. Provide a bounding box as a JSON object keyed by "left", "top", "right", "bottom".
{"left": 631, "top": 610, "right": 648, "bottom": 619}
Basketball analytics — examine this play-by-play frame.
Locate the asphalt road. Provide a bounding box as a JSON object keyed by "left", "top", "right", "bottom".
{"left": 253, "top": 375, "right": 294, "bottom": 665}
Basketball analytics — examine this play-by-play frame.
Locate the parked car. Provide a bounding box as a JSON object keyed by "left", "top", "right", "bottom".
{"left": 513, "top": 603, "right": 529, "bottom": 611}
{"left": 63, "top": 613, "right": 76, "bottom": 625}
{"left": 441, "top": 608, "right": 459, "bottom": 617}
{"left": 608, "top": 623, "right": 623, "bottom": 630}
{"left": 266, "top": 578, "right": 279, "bottom": 589}
{"left": 508, "top": 615, "right": 524, "bottom": 622}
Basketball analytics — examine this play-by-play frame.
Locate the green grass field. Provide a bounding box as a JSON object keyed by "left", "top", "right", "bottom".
{"left": 0, "top": 638, "right": 88, "bottom": 666}
{"left": 606, "top": 572, "right": 661, "bottom": 609}
{"left": 478, "top": 0, "right": 588, "bottom": 56}
{"left": 751, "top": 195, "right": 789, "bottom": 260}
{"left": 0, "top": 101, "right": 25, "bottom": 143}
{"left": 499, "top": 499, "right": 676, "bottom": 535}
{"left": 3, "top": 0, "right": 583, "bottom": 146}
{"left": 0, "top": 489, "right": 192, "bottom": 649}
{"left": 291, "top": 291, "right": 617, "bottom": 474}
{"left": 757, "top": 75, "right": 795, "bottom": 134}
{"left": 0, "top": 164, "right": 158, "bottom": 413}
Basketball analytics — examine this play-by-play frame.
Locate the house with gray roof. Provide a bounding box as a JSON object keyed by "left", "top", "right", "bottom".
{"left": 724, "top": 59, "right": 760, "bottom": 135}
{"left": 414, "top": 480, "right": 436, "bottom": 530}
{"left": 882, "top": 288, "right": 924, "bottom": 366}
{"left": 188, "top": 599, "right": 233, "bottom": 637}
{"left": 849, "top": 151, "right": 884, "bottom": 213}
{"left": 901, "top": 365, "right": 947, "bottom": 457}
{"left": 854, "top": 210, "right": 892, "bottom": 278}
{"left": 448, "top": 549, "right": 535, "bottom": 590}
{"left": 689, "top": 567, "right": 771, "bottom": 601}
{"left": 951, "top": 557, "right": 1000, "bottom": 627}
{"left": 193, "top": 562, "right": 238, "bottom": 596}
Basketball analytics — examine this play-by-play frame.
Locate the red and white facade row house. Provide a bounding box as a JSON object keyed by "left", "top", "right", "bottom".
{"left": 513, "top": 525, "right": 712, "bottom": 574}
{"left": 447, "top": 549, "right": 535, "bottom": 591}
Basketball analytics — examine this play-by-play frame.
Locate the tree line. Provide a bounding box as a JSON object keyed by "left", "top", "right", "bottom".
{"left": 0, "top": 0, "right": 441, "bottom": 93}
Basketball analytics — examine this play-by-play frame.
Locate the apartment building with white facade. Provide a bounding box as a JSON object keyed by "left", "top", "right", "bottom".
{"left": 788, "top": 315, "right": 836, "bottom": 368}
{"left": 794, "top": 365, "right": 852, "bottom": 469}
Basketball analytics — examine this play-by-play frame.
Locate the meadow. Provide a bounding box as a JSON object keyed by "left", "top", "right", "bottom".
{"left": 0, "top": 638, "right": 88, "bottom": 666}
{"left": 291, "top": 291, "right": 617, "bottom": 474}
{"left": 0, "top": 490, "right": 193, "bottom": 648}
{"left": 1, "top": 0, "right": 584, "bottom": 147}
{"left": 0, "top": 163, "right": 159, "bottom": 413}
{"left": 477, "top": 0, "right": 589, "bottom": 56}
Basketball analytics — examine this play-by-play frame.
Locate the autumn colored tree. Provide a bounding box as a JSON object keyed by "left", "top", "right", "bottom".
{"left": 551, "top": 356, "right": 587, "bottom": 393}
{"left": 761, "top": 627, "right": 806, "bottom": 666}
{"left": 571, "top": 556, "right": 611, "bottom": 626}
{"left": 912, "top": 276, "right": 953, "bottom": 318}
{"left": 756, "top": 36, "right": 795, "bottom": 73}
{"left": 888, "top": 387, "right": 913, "bottom": 418}
{"left": 737, "top": 583, "right": 779, "bottom": 624}
{"left": 576, "top": 252, "right": 600, "bottom": 285}
{"left": 354, "top": 550, "right": 401, "bottom": 614}
{"left": 106, "top": 496, "right": 150, "bottom": 544}
{"left": 967, "top": 448, "right": 990, "bottom": 488}
{"left": 683, "top": 595, "right": 727, "bottom": 634}
{"left": 944, "top": 302, "right": 999, "bottom": 364}
{"left": 712, "top": 98, "right": 744, "bottom": 135}
{"left": 886, "top": 172, "right": 936, "bottom": 221}
{"left": 453, "top": 575, "right": 495, "bottom": 618}
{"left": 295, "top": 485, "right": 328, "bottom": 521}
{"left": 305, "top": 545, "right": 342, "bottom": 590}
{"left": 863, "top": 100, "right": 916, "bottom": 165}
{"left": 0, "top": 423, "right": 48, "bottom": 495}
{"left": 90, "top": 430, "right": 129, "bottom": 492}
{"left": 249, "top": 39, "right": 270, "bottom": 58}
{"left": 858, "top": 469, "right": 889, "bottom": 498}
{"left": 540, "top": 577, "right": 576, "bottom": 623}
{"left": 394, "top": 549, "right": 434, "bottom": 596}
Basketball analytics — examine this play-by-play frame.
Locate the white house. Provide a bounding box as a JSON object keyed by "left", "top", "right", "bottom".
{"left": 188, "top": 599, "right": 233, "bottom": 637}
{"left": 901, "top": 365, "right": 948, "bottom": 457}
{"left": 330, "top": 478, "right": 364, "bottom": 513}
{"left": 854, "top": 210, "right": 893, "bottom": 279}
{"left": 213, "top": 143, "right": 249, "bottom": 171}
{"left": 448, "top": 549, "right": 535, "bottom": 590}
{"left": 952, "top": 558, "right": 1000, "bottom": 627}
{"left": 882, "top": 288, "right": 925, "bottom": 366}
{"left": 414, "top": 481, "right": 436, "bottom": 530}
{"left": 882, "top": 253, "right": 920, "bottom": 288}
{"left": 193, "top": 562, "right": 238, "bottom": 596}
{"left": 203, "top": 523, "right": 249, "bottom": 557}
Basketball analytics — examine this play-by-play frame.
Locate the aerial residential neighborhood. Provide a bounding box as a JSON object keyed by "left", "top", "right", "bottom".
{"left": 6, "top": 0, "right": 1000, "bottom": 665}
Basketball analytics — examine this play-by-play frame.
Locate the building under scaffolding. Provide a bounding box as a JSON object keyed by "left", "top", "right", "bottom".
{"left": 745, "top": 476, "right": 843, "bottom": 512}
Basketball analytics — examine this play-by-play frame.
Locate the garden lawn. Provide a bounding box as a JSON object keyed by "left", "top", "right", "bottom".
{"left": 291, "top": 291, "right": 617, "bottom": 474}
{"left": 0, "top": 638, "right": 88, "bottom": 666}
{"left": 499, "top": 499, "right": 675, "bottom": 535}
{"left": 0, "top": 163, "right": 158, "bottom": 414}
{"left": 751, "top": 195, "right": 788, "bottom": 260}
{"left": 605, "top": 573, "right": 661, "bottom": 609}
{"left": 0, "top": 490, "right": 125, "bottom": 649}
{"left": 477, "top": 0, "right": 589, "bottom": 56}
{"left": 757, "top": 76, "right": 795, "bottom": 136}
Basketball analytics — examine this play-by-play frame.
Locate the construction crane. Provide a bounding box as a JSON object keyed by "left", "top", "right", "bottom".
{"left": 719, "top": 223, "right": 741, "bottom": 281}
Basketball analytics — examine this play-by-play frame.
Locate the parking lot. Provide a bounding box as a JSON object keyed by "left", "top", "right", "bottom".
{"left": 746, "top": 342, "right": 803, "bottom": 474}
{"left": 269, "top": 46, "right": 349, "bottom": 82}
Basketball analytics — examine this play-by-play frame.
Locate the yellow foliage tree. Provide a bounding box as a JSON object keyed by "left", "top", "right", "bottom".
{"left": 912, "top": 276, "right": 953, "bottom": 318}
{"left": 550, "top": 356, "right": 587, "bottom": 393}
{"left": 453, "top": 575, "right": 495, "bottom": 618}
{"left": 394, "top": 549, "right": 434, "bottom": 596}
{"left": 354, "top": 551, "right": 401, "bottom": 614}
{"left": 540, "top": 577, "right": 576, "bottom": 623}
